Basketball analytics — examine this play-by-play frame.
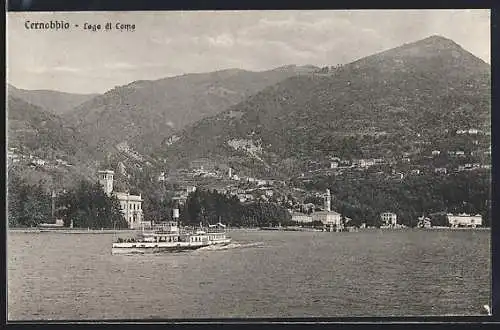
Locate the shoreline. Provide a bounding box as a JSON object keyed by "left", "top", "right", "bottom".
{"left": 8, "top": 228, "right": 141, "bottom": 234}
{"left": 8, "top": 226, "right": 490, "bottom": 234}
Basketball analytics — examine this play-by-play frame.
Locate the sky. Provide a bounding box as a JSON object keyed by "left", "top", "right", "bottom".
{"left": 7, "top": 10, "right": 490, "bottom": 94}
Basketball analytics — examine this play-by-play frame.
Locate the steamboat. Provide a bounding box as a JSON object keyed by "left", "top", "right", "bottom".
{"left": 111, "top": 218, "right": 231, "bottom": 255}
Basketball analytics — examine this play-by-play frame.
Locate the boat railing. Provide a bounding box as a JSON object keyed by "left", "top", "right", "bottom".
{"left": 149, "top": 222, "right": 179, "bottom": 233}
{"left": 206, "top": 228, "right": 227, "bottom": 233}
{"left": 205, "top": 223, "right": 228, "bottom": 233}
{"left": 116, "top": 237, "right": 138, "bottom": 243}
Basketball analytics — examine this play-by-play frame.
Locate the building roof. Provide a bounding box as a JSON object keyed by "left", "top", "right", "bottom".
{"left": 98, "top": 169, "right": 115, "bottom": 174}
{"left": 291, "top": 212, "right": 312, "bottom": 217}
{"left": 312, "top": 210, "right": 341, "bottom": 216}
{"left": 115, "top": 192, "right": 142, "bottom": 201}
{"left": 447, "top": 213, "right": 482, "bottom": 217}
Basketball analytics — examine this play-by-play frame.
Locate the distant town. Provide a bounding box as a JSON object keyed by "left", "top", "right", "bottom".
{"left": 8, "top": 124, "right": 491, "bottom": 231}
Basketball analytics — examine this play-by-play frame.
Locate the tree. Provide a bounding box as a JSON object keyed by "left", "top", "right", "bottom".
{"left": 7, "top": 171, "right": 51, "bottom": 228}
{"left": 57, "top": 180, "right": 128, "bottom": 229}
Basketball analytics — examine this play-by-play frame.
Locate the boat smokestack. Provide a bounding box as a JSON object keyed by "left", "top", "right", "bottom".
{"left": 325, "top": 189, "right": 331, "bottom": 212}
{"left": 51, "top": 190, "right": 56, "bottom": 223}
{"left": 173, "top": 204, "right": 180, "bottom": 228}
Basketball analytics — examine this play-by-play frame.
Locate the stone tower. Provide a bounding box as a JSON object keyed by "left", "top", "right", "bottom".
{"left": 98, "top": 170, "right": 114, "bottom": 196}
{"left": 325, "top": 189, "right": 331, "bottom": 212}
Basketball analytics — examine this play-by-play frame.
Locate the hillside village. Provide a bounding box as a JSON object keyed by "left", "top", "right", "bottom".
{"left": 7, "top": 35, "right": 492, "bottom": 230}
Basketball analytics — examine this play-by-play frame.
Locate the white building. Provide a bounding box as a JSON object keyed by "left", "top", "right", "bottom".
{"left": 312, "top": 211, "right": 342, "bottom": 227}
{"left": 417, "top": 216, "right": 432, "bottom": 228}
{"left": 468, "top": 128, "right": 479, "bottom": 134}
{"left": 291, "top": 212, "right": 313, "bottom": 223}
{"left": 381, "top": 212, "right": 397, "bottom": 226}
{"left": 435, "top": 167, "right": 447, "bottom": 174}
{"left": 98, "top": 170, "right": 145, "bottom": 229}
{"left": 353, "top": 159, "right": 375, "bottom": 168}
{"left": 115, "top": 192, "right": 144, "bottom": 229}
{"left": 158, "top": 172, "right": 166, "bottom": 182}
{"left": 310, "top": 189, "right": 342, "bottom": 230}
{"left": 447, "top": 213, "right": 482, "bottom": 228}
{"left": 34, "top": 159, "right": 46, "bottom": 166}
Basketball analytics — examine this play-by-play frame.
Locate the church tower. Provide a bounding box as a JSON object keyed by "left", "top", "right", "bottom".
{"left": 325, "top": 189, "right": 331, "bottom": 212}
{"left": 98, "top": 170, "right": 114, "bottom": 196}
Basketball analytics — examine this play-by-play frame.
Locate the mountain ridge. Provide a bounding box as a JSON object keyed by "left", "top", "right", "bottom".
{"left": 7, "top": 84, "right": 98, "bottom": 115}
{"left": 64, "top": 65, "right": 319, "bottom": 156}
{"left": 157, "top": 35, "right": 490, "bottom": 176}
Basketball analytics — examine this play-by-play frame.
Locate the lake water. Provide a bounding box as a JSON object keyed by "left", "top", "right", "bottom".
{"left": 7, "top": 229, "right": 490, "bottom": 320}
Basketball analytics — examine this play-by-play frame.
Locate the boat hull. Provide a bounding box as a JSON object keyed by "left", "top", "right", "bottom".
{"left": 111, "top": 238, "right": 232, "bottom": 254}
{"left": 111, "top": 241, "right": 209, "bottom": 254}
{"left": 208, "top": 238, "right": 232, "bottom": 245}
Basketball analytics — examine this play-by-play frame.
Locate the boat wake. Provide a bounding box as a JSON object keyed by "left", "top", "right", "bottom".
{"left": 197, "top": 241, "right": 265, "bottom": 252}
{"left": 114, "top": 242, "right": 265, "bottom": 256}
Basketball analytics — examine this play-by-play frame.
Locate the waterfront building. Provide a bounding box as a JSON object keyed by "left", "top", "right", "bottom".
{"left": 434, "top": 167, "right": 447, "bottom": 174}
{"left": 381, "top": 212, "right": 397, "bottom": 226}
{"left": 417, "top": 216, "right": 432, "bottom": 228}
{"left": 311, "top": 189, "right": 342, "bottom": 230}
{"left": 312, "top": 210, "right": 342, "bottom": 227}
{"left": 468, "top": 128, "right": 479, "bottom": 134}
{"left": 115, "top": 192, "right": 144, "bottom": 229}
{"left": 431, "top": 150, "right": 441, "bottom": 156}
{"left": 447, "top": 213, "right": 482, "bottom": 228}
{"left": 291, "top": 212, "right": 313, "bottom": 223}
{"left": 98, "top": 170, "right": 145, "bottom": 229}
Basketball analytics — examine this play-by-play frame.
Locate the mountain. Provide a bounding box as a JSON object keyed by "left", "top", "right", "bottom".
{"left": 7, "top": 84, "right": 98, "bottom": 115}
{"left": 64, "top": 66, "right": 318, "bottom": 155}
{"left": 7, "top": 95, "right": 101, "bottom": 162}
{"left": 158, "top": 36, "right": 490, "bottom": 176}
